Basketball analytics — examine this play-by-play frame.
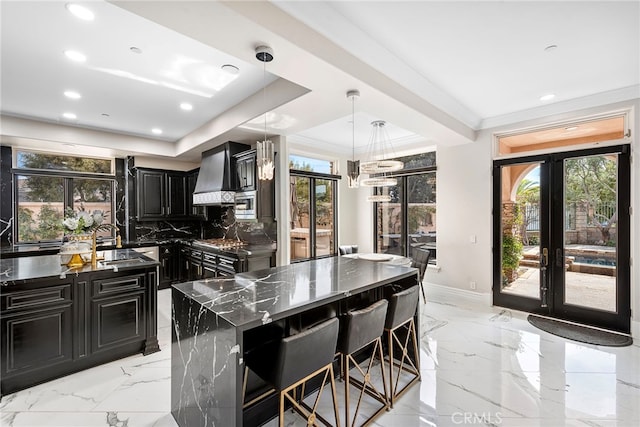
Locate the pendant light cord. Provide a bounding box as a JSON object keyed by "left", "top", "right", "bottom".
{"left": 351, "top": 94, "right": 355, "bottom": 162}
{"left": 263, "top": 56, "right": 267, "bottom": 143}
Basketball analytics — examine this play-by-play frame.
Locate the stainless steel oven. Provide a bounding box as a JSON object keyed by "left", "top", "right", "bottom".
{"left": 234, "top": 191, "right": 256, "bottom": 220}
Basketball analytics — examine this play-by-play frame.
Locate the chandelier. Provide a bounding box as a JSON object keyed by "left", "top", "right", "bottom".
{"left": 346, "top": 90, "right": 360, "bottom": 188}
{"left": 360, "top": 120, "right": 403, "bottom": 202}
{"left": 255, "top": 45, "right": 275, "bottom": 181}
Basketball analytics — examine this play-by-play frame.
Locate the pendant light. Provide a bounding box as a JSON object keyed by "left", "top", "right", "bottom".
{"left": 255, "top": 45, "right": 275, "bottom": 181}
{"left": 360, "top": 120, "right": 403, "bottom": 202}
{"left": 346, "top": 90, "right": 360, "bottom": 188}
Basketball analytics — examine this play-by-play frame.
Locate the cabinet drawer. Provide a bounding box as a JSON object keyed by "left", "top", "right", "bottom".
{"left": 91, "top": 274, "right": 145, "bottom": 297}
{"left": 2, "top": 284, "right": 72, "bottom": 313}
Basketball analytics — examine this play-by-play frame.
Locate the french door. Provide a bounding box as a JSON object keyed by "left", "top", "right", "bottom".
{"left": 493, "top": 145, "right": 630, "bottom": 333}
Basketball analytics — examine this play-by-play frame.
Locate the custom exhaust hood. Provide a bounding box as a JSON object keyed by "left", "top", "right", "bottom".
{"left": 193, "top": 141, "right": 251, "bottom": 205}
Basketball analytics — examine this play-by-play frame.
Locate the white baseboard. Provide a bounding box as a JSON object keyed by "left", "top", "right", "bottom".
{"left": 423, "top": 282, "right": 492, "bottom": 307}
{"left": 632, "top": 319, "right": 640, "bottom": 339}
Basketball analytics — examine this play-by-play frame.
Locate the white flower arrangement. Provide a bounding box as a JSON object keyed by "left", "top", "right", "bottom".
{"left": 63, "top": 208, "right": 105, "bottom": 235}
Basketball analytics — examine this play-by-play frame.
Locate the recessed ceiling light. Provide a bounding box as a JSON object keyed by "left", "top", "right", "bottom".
{"left": 64, "top": 50, "right": 86, "bottom": 62}
{"left": 221, "top": 64, "right": 239, "bottom": 75}
{"left": 64, "top": 90, "right": 81, "bottom": 99}
{"left": 130, "top": 46, "right": 142, "bottom": 54}
{"left": 151, "top": 128, "right": 163, "bottom": 135}
{"left": 565, "top": 126, "right": 579, "bottom": 131}
{"left": 539, "top": 93, "right": 555, "bottom": 101}
{"left": 63, "top": 112, "right": 77, "bottom": 119}
{"left": 65, "top": 3, "right": 95, "bottom": 21}
{"left": 180, "top": 102, "right": 193, "bottom": 111}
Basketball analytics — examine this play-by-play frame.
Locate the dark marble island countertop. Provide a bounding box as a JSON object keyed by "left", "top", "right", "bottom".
{"left": 0, "top": 248, "right": 159, "bottom": 284}
{"left": 172, "top": 256, "right": 417, "bottom": 329}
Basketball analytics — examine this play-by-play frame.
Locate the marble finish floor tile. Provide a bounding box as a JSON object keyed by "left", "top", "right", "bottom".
{"left": 2, "top": 288, "right": 639, "bottom": 426}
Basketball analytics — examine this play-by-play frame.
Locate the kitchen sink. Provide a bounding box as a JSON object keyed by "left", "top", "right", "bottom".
{"left": 100, "top": 257, "right": 146, "bottom": 266}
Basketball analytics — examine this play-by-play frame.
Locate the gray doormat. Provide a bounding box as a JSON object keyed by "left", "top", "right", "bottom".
{"left": 527, "top": 315, "right": 632, "bottom": 347}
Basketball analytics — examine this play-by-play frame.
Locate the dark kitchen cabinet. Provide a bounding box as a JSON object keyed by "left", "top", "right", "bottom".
{"left": 159, "top": 244, "right": 179, "bottom": 290}
{"left": 136, "top": 168, "right": 187, "bottom": 220}
{"left": 90, "top": 273, "right": 146, "bottom": 355}
{"left": 180, "top": 247, "right": 203, "bottom": 281}
{"left": 167, "top": 173, "right": 187, "bottom": 217}
{"left": 187, "top": 169, "right": 207, "bottom": 219}
{"left": 233, "top": 150, "right": 275, "bottom": 222}
{"left": 1, "top": 267, "right": 158, "bottom": 396}
{"left": 179, "top": 246, "right": 244, "bottom": 281}
{"left": 235, "top": 151, "right": 256, "bottom": 191}
{"left": 0, "top": 280, "right": 74, "bottom": 384}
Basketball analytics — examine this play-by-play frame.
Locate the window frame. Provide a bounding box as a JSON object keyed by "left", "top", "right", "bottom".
{"left": 12, "top": 164, "right": 116, "bottom": 245}
{"left": 373, "top": 164, "right": 437, "bottom": 261}
{"left": 289, "top": 168, "right": 339, "bottom": 262}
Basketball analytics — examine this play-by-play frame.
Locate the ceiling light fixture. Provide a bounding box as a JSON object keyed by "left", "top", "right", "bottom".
{"left": 64, "top": 50, "right": 86, "bottom": 63}
{"left": 64, "top": 90, "right": 81, "bottom": 99}
{"left": 360, "top": 120, "right": 403, "bottom": 202}
{"left": 66, "top": 3, "right": 95, "bottom": 21}
{"left": 255, "top": 45, "right": 275, "bottom": 181}
{"left": 565, "top": 126, "right": 579, "bottom": 131}
{"left": 152, "top": 128, "right": 163, "bottom": 135}
{"left": 62, "top": 112, "right": 77, "bottom": 119}
{"left": 346, "top": 89, "right": 360, "bottom": 188}
{"left": 544, "top": 44, "right": 558, "bottom": 52}
{"left": 180, "top": 102, "right": 193, "bottom": 111}
{"left": 130, "top": 46, "right": 142, "bottom": 54}
{"left": 539, "top": 93, "right": 555, "bottom": 101}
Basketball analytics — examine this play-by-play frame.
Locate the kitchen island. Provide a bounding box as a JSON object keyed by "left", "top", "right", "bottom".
{"left": 0, "top": 249, "right": 160, "bottom": 396}
{"left": 171, "top": 256, "right": 419, "bottom": 427}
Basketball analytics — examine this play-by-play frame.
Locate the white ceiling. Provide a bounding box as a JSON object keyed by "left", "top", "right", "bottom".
{"left": 1, "top": 1, "right": 638, "bottom": 163}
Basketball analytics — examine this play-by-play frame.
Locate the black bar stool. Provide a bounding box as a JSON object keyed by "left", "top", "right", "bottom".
{"left": 410, "top": 247, "right": 431, "bottom": 303}
{"left": 246, "top": 317, "right": 341, "bottom": 427}
{"left": 337, "top": 299, "right": 389, "bottom": 427}
{"left": 384, "top": 285, "right": 421, "bottom": 407}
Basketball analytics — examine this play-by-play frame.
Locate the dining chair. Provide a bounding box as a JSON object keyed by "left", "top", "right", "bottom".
{"left": 410, "top": 247, "right": 430, "bottom": 303}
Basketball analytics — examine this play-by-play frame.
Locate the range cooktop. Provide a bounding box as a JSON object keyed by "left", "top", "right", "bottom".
{"left": 195, "top": 239, "right": 247, "bottom": 250}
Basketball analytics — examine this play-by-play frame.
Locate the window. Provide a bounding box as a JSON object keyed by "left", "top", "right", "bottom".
{"left": 289, "top": 154, "right": 336, "bottom": 174}
{"left": 289, "top": 155, "right": 339, "bottom": 262}
{"left": 14, "top": 151, "right": 115, "bottom": 244}
{"left": 374, "top": 151, "right": 437, "bottom": 262}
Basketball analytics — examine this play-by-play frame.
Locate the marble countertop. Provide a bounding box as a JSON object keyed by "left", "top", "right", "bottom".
{"left": 172, "top": 256, "right": 417, "bottom": 329}
{"left": 0, "top": 248, "right": 159, "bottom": 284}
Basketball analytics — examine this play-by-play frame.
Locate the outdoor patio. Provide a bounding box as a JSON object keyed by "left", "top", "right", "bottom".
{"left": 502, "top": 245, "right": 617, "bottom": 312}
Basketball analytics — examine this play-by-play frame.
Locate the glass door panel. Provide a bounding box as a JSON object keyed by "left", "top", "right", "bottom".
{"left": 314, "top": 179, "right": 333, "bottom": 257}
{"left": 290, "top": 176, "right": 311, "bottom": 261}
{"left": 561, "top": 154, "right": 619, "bottom": 312}
{"left": 375, "top": 183, "right": 403, "bottom": 255}
{"left": 406, "top": 173, "right": 436, "bottom": 260}
{"left": 497, "top": 162, "right": 544, "bottom": 303}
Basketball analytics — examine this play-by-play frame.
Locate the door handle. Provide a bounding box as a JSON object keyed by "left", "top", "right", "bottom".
{"left": 540, "top": 247, "right": 548, "bottom": 308}
{"left": 540, "top": 247, "right": 549, "bottom": 267}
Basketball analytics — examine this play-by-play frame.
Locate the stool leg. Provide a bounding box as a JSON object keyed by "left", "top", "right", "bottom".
{"left": 344, "top": 353, "right": 350, "bottom": 426}
{"left": 387, "top": 328, "right": 395, "bottom": 408}
{"left": 279, "top": 390, "right": 285, "bottom": 427}
{"left": 329, "top": 364, "right": 341, "bottom": 427}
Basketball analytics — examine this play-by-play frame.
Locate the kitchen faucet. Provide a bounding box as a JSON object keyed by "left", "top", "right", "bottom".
{"left": 91, "top": 224, "right": 122, "bottom": 268}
